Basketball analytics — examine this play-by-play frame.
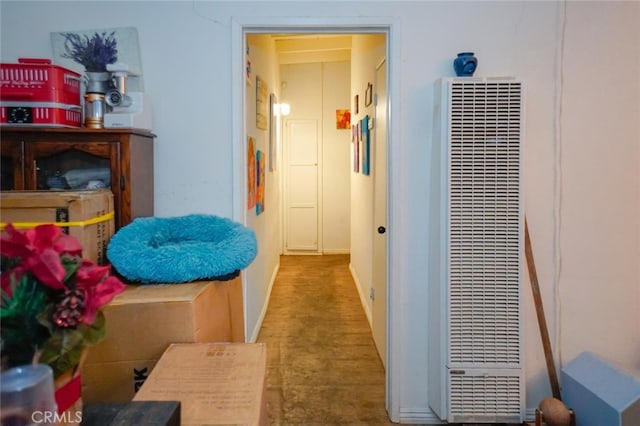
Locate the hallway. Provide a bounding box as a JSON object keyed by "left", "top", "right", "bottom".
{"left": 256, "top": 255, "right": 393, "bottom": 425}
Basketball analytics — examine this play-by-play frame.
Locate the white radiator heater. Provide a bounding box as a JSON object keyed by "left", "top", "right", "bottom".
{"left": 428, "top": 77, "right": 525, "bottom": 423}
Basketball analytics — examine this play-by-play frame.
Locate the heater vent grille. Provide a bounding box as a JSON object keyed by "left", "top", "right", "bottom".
{"left": 428, "top": 78, "right": 525, "bottom": 422}
{"left": 449, "top": 371, "right": 523, "bottom": 423}
{"left": 448, "top": 80, "right": 522, "bottom": 367}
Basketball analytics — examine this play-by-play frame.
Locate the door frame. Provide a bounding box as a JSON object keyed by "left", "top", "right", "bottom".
{"left": 230, "top": 16, "right": 401, "bottom": 422}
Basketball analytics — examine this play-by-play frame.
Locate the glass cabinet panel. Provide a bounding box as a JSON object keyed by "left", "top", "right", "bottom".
{"left": 1, "top": 139, "right": 24, "bottom": 190}
{"left": 1, "top": 154, "right": 15, "bottom": 190}
{"left": 25, "top": 142, "right": 116, "bottom": 191}
{"left": 34, "top": 150, "right": 111, "bottom": 190}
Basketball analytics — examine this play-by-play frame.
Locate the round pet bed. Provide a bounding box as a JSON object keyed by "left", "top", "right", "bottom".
{"left": 107, "top": 214, "right": 257, "bottom": 284}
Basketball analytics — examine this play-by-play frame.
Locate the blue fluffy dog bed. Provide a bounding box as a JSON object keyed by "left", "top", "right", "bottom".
{"left": 107, "top": 214, "right": 257, "bottom": 284}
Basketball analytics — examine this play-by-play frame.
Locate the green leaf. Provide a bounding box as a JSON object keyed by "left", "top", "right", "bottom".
{"left": 38, "top": 328, "right": 85, "bottom": 377}
{"left": 61, "top": 255, "right": 82, "bottom": 288}
{"left": 83, "top": 311, "right": 107, "bottom": 346}
{"left": 0, "top": 276, "right": 50, "bottom": 368}
{"left": 35, "top": 312, "right": 106, "bottom": 377}
{"left": 0, "top": 269, "right": 108, "bottom": 377}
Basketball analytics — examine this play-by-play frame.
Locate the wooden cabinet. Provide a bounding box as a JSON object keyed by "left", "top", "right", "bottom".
{"left": 0, "top": 127, "right": 155, "bottom": 229}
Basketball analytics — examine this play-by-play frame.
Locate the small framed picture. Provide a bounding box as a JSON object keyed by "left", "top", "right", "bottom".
{"left": 336, "top": 109, "right": 351, "bottom": 130}
{"left": 365, "top": 82, "right": 373, "bottom": 107}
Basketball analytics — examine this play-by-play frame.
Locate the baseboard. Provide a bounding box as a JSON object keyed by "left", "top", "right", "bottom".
{"left": 398, "top": 407, "right": 442, "bottom": 424}
{"left": 283, "top": 250, "right": 320, "bottom": 255}
{"left": 525, "top": 408, "right": 536, "bottom": 423}
{"left": 395, "top": 407, "right": 535, "bottom": 424}
{"left": 349, "top": 262, "right": 372, "bottom": 326}
{"left": 283, "top": 249, "right": 350, "bottom": 255}
{"left": 322, "top": 248, "right": 350, "bottom": 254}
{"left": 248, "top": 261, "right": 280, "bottom": 343}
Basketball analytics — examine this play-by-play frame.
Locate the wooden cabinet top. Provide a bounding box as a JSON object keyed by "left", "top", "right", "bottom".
{"left": 1, "top": 126, "right": 156, "bottom": 138}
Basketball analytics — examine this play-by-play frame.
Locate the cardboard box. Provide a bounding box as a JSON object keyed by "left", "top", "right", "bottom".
{"left": 82, "top": 359, "right": 160, "bottom": 403}
{"left": 134, "top": 343, "right": 267, "bottom": 426}
{"left": 82, "top": 277, "right": 245, "bottom": 403}
{"left": 0, "top": 189, "right": 114, "bottom": 264}
{"left": 83, "top": 401, "right": 181, "bottom": 426}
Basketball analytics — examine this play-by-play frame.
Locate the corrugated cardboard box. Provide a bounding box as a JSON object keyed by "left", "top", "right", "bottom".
{"left": 82, "top": 277, "right": 245, "bottom": 403}
{"left": 134, "top": 343, "right": 267, "bottom": 426}
{"left": 0, "top": 189, "right": 114, "bottom": 265}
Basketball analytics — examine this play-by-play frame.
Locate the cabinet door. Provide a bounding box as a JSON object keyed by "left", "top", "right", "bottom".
{"left": 1, "top": 139, "right": 25, "bottom": 190}
{"left": 25, "top": 141, "right": 122, "bottom": 227}
{"left": 25, "top": 141, "right": 120, "bottom": 192}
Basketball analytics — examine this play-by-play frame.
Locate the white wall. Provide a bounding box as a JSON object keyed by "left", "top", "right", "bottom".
{"left": 349, "top": 34, "right": 386, "bottom": 321}
{"left": 281, "top": 61, "right": 351, "bottom": 253}
{"left": 321, "top": 61, "right": 351, "bottom": 253}
{"left": 556, "top": 1, "right": 639, "bottom": 370}
{"left": 2, "top": 1, "right": 638, "bottom": 423}
{"left": 244, "top": 34, "right": 281, "bottom": 341}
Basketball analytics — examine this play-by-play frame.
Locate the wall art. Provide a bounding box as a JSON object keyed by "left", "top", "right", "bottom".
{"left": 256, "top": 150, "right": 265, "bottom": 215}
{"left": 365, "top": 82, "right": 373, "bottom": 107}
{"left": 51, "top": 27, "right": 144, "bottom": 91}
{"left": 361, "top": 115, "right": 370, "bottom": 175}
{"left": 246, "top": 45, "right": 252, "bottom": 84}
{"left": 247, "top": 136, "right": 256, "bottom": 209}
{"left": 336, "top": 109, "right": 351, "bottom": 130}
{"left": 256, "top": 76, "right": 268, "bottom": 130}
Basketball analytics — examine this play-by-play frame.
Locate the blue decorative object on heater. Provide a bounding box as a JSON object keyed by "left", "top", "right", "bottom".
{"left": 453, "top": 52, "right": 477, "bottom": 77}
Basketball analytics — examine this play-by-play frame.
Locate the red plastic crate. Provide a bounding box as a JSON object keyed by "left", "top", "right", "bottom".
{"left": 1, "top": 102, "right": 82, "bottom": 127}
{"left": 1, "top": 58, "right": 82, "bottom": 105}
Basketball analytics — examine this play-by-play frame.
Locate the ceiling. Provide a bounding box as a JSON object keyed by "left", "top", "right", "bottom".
{"left": 271, "top": 34, "right": 352, "bottom": 64}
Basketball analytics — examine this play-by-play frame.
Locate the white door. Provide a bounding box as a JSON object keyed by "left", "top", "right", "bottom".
{"left": 372, "top": 59, "right": 388, "bottom": 367}
{"left": 285, "top": 119, "right": 319, "bottom": 252}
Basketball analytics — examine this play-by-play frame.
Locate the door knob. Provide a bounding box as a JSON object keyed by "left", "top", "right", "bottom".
{"left": 377, "top": 226, "right": 386, "bottom": 234}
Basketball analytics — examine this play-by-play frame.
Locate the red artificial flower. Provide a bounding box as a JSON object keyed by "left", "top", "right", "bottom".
{"left": 1, "top": 222, "right": 126, "bottom": 379}
{"left": 74, "top": 260, "right": 126, "bottom": 324}
{"left": 1, "top": 224, "right": 83, "bottom": 294}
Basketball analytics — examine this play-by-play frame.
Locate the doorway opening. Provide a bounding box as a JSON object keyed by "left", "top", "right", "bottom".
{"left": 231, "top": 19, "right": 400, "bottom": 421}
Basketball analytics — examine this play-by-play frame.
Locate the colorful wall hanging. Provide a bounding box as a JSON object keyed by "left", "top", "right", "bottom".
{"left": 247, "top": 137, "right": 256, "bottom": 209}
{"left": 256, "top": 150, "right": 265, "bottom": 215}
{"left": 361, "top": 115, "right": 370, "bottom": 175}
{"left": 352, "top": 123, "right": 359, "bottom": 172}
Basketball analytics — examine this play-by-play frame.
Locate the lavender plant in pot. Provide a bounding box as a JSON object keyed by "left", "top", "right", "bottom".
{"left": 61, "top": 31, "right": 118, "bottom": 93}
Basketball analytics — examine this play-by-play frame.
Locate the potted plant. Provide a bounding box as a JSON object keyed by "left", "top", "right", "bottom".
{"left": 61, "top": 31, "right": 118, "bottom": 73}
{"left": 1, "top": 223, "right": 125, "bottom": 417}
{"left": 61, "top": 31, "right": 118, "bottom": 94}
